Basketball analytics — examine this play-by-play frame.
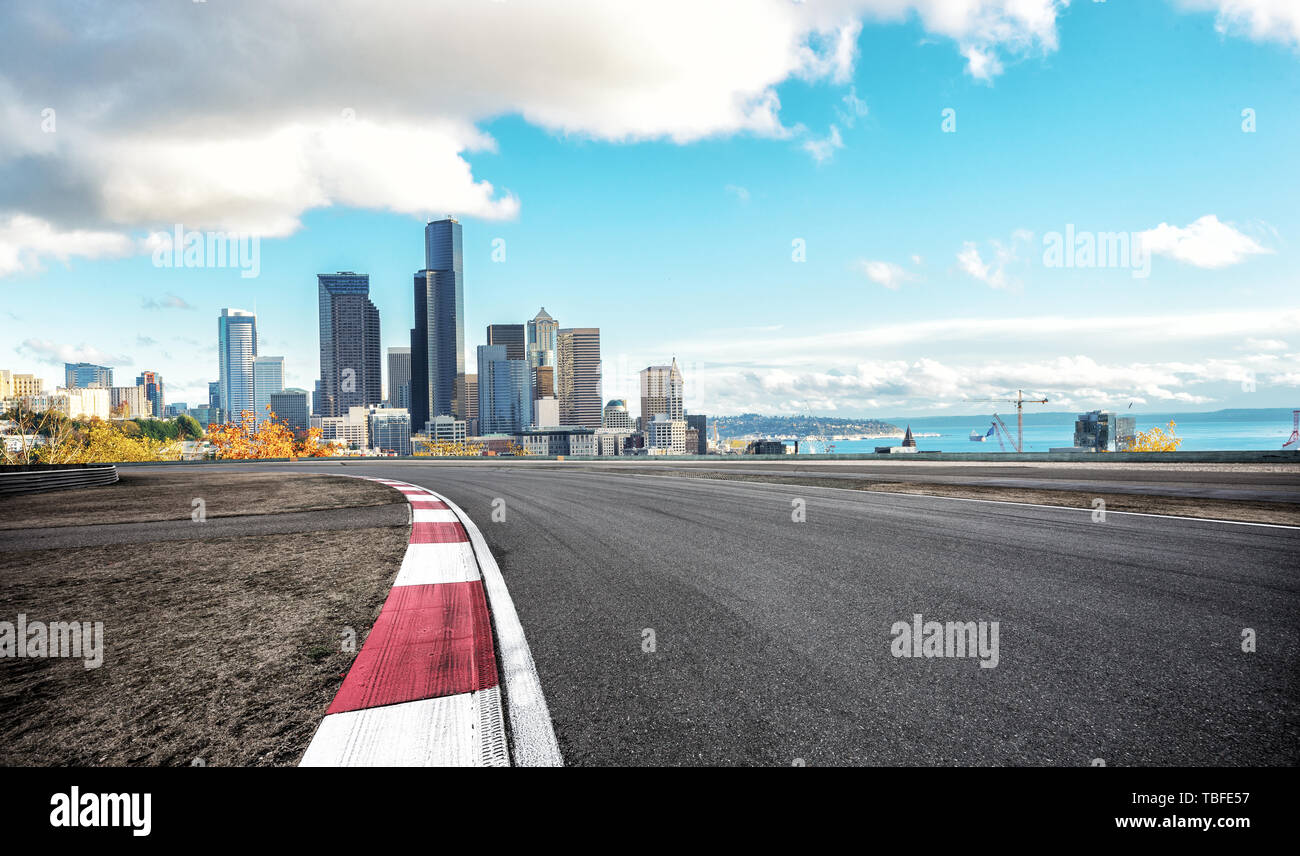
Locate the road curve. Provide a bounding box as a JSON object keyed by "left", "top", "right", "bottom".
{"left": 276, "top": 461, "right": 1296, "bottom": 767}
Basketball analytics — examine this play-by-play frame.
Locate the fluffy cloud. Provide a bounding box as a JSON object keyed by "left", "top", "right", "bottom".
{"left": 856, "top": 259, "right": 914, "bottom": 289}
{"left": 1138, "top": 214, "right": 1271, "bottom": 268}
{"left": 662, "top": 308, "right": 1300, "bottom": 414}
{"left": 0, "top": 1, "right": 1075, "bottom": 274}
{"left": 17, "top": 338, "right": 131, "bottom": 368}
{"left": 1174, "top": 0, "right": 1300, "bottom": 46}
{"left": 956, "top": 230, "right": 1032, "bottom": 289}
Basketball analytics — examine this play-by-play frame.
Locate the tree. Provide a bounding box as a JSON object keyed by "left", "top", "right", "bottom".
{"left": 505, "top": 440, "right": 529, "bottom": 457}
{"left": 176, "top": 413, "right": 203, "bottom": 440}
{"left": 207, "top": 409, "right": 338, "bottom": 459}
{"left": 1123, "top": 420, "right": 1182, "bottom": 452}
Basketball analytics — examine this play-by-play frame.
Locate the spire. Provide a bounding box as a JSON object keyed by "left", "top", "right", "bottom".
{"left": 902, "top": 425, "right": 916, "bottom": 447}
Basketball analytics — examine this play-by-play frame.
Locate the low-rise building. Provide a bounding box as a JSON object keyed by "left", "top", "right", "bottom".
{"left": 517, "top": 426, "right": 595, "bottom": 456}
{"left": 366, "top": 406, "right": 412, "bottom": 455}
{"left": 426, "top": 416, "right": 468, "bottom": 445}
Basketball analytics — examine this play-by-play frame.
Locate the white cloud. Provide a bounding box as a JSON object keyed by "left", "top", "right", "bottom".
{"left": 725, "top": 185, "right": 752, "bottom": 203}
{"left": 17, "top": 338, "right": 131, "bottom": 368}
{"left": 957, "top": 231, "right": 1030, "bottom": 289}
{"left": 856, "top": 259, "right": 913, "bottom": 289}
{"left": 0, "top": 1, "right": 1083, "bottom": 275}
{"left": 960, "top": 45, "right": 1005, "bottom": 80}
{"left": 1138, "top": 214, "right": 1271, "bottom": 268}
{"left": 838, "top": 86, "right": 870, "bottom": 126}
{"left": 1174, "top": 0, "right": 1300, "bottom": 47}
{"left": 802, "top": 125, "right": 845, "bottom": 163}
{"left": 0, "top": 214, "right": 137, "bottom": 276}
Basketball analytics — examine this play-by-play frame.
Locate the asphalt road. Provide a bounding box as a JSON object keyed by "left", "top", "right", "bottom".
{"left": 302, "top": 461, "right": 1300, "bottom": 767}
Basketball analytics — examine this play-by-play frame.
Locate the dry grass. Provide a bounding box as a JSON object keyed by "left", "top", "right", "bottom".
{"left": 0, "top": 470, "right": 401, "bottom": 530}
{"left": 0, "top": 470, "right": 410, "bottom": 766}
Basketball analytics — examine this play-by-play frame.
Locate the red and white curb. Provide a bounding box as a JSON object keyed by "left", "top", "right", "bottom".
{"left": 300, "top": 477, "right": 561, "bottom": 767}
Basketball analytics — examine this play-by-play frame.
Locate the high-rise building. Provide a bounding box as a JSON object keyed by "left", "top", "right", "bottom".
{"left": 270, "top": 388, "right": 310, "bottom": 433}
{"left": 411, "top": 218, "right": 464, "bottom": 430}
{"left": 312, "top": 379, "right": 322, "bottom": 416}
{"left": 387, "top": 346, "right": 412, "bottom": 410}
{"left": 526, "top": 308, "right": 558, "bottom": 371}
{"left": 12, "top": 374, "right": 43, "bottom": 396}
{"left": 218, "top": 308, "right": 258, "bottom": 420}
{"left": 486, "top": 324, "right": 526, "bottom": 362}
{"left": 208, "top": 381, "right": 220, "bottom": 409}
{"left": 646, "top": 413, "right": 688, "bottom": 455}
{"left": 685, "top": 413, "right": 708, "bottom": 455}
{"left": 557, "top": 327, "right": 602, "bottom": 428}
{"left": 64, "top": 362, "right": 113, "bottom": 389}
{"left": 640, "top": 358, "right": 684, "bottom": 428}
{"left": 318, "top": 272, "right": 381, "bottom": 418}
{"left": 136, "top": 371, "right": 164, "bottom": 417}
{"left": 253, "top": 356, "right": 285, "bottom": 419}
{"left": 477, "top": 344, "right": 529, "bottom": 434}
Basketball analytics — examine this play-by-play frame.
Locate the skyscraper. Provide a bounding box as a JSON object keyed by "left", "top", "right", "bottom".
{"left": 477, "top": 344, "right": 529, "bottom": 434}
{"left": 218, "top": 308, "right": 257, "bottom": 420}
{"left": 64, "top": 362, "right": 113, "bottom": 389}
{"left": 526, "top": 308, "right": 558, "bottom": 371}
{"left": 270, "top": 388, "right": 310, "bottom": 433}
{"left": 136, "top": 370, "right": 165, "bottom": 417}
{"left": 640, "top": 358, "right": 684, "bottom": 428}
{"left": 387, "top": 346, "right": 411, "bottom": 409}
{"left": 318, "top": 272, "right": 381, "bottom": 418}
{"left": 558, "top": 327, "right": 602, "bottom": 428}
{"left": 411, "top": 218, "right": 464, "bottom": 429}
{"left": 253, "top": 356, "right": 285, "bottom": 418}
{"left": 486, "top": 324, "right": 526, "bottom": 361}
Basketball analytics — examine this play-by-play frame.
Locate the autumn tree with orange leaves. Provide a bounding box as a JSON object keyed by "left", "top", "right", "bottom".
{"left": 207, "top": 409, "right": 338, "bottom": 459}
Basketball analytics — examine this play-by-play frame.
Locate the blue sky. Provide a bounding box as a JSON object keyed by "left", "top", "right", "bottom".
{"left": 1, "top": 0, "right": 1297, "bottom": 418}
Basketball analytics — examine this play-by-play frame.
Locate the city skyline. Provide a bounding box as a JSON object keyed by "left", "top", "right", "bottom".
{"left": 1, "top": 1, "right": 1297, "bottom": 419}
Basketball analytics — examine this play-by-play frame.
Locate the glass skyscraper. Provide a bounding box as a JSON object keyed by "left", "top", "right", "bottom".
{"left": 411, "top": 218, "right": 464, "bottom": 429}
{"left": 317, "top": 273, "right": 381, "bottom": 418}
{"left": 253, "top": 356, "right": 285, "bottom": 419}
{"left": 477, "top": 344, "right": 529, "bottom": 434}
{"left": 218, "top": 308, "right": 257, "bottom": 420}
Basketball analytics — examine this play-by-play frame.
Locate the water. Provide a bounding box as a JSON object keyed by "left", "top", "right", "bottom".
{"left": 795, "top": 408, "right": 1298, "bottom": 454}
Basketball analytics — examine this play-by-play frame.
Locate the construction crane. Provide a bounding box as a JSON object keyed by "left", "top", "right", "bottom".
{"left": 989, "top": 414, "right": 1013, "bottom": 452}
{"left": 968, "top": 389, "right": 1049, "bottom": 453}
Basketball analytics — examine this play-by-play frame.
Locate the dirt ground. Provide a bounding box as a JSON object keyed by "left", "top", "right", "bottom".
{"left": 0, "top": 470, "right": 400, "bottom": 530}
{"left": 0, "top": 472, "right": 408, "bottom": 766}
{"left": 604, "top": 469, "right": 1300, "bottom": 526}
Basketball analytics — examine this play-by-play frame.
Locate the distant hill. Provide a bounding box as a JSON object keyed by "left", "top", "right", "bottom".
{"left": 715, "top": 413, "right": 901, "bottom": 438}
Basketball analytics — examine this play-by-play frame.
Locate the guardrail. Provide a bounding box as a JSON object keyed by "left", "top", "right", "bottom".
{"left": 0, "top": 464, "right": 119, "bottom": 496}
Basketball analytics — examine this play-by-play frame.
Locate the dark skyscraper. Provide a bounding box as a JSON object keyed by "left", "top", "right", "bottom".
{"left": 317, "top": 272, "right": 381, "bottom": 417}
{"left": 411, "top": 218, "right": 464, "bottom": 429}
{"left": 486, "top": 323, "right": 526, "bottom": 362}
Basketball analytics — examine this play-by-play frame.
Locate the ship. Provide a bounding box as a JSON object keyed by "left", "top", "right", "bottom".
{"left": 970, "top": 425, "right": 994, "bottom": 442}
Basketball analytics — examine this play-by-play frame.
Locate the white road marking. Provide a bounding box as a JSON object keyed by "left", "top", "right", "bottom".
{"left": 412, "top": 508, "right": 459, "bottom": 523}
{"left": 300, "top": 688, "right": 507, "bottom": 767}
{"left": 393, "top": 542, "right": 480, "bottom": 586}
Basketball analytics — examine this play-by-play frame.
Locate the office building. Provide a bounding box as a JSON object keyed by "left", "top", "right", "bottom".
{"left": 603, "top": 399, "right": 633, "bottom": 431}
{"left": 133, "top": 371, "right": 164, "bottom": 417}
{"left": 218, "top": 307, "right": 258, "bottom": 420}
{"left": 411, "top": 218, "right": 465, "bottom": 430}
{"left": 486, "top": 324, "right": 526, "bottom": 362}
{"left": 366, "top": 406, "right": 412, "bottom": 455}
{"left": 517, "top": 426, "right": 596, "bottom": 457}
{"left": 465, "top": 374, "right": 478, "bottom": 421}
{"left": 8, "top": 373, "right": 44, "bottom": 396}
{"left": 270, "top": 388, "right": 310, "bottom": 433}
{"left": 533, "top": 396, "right": 559, "bottom": 427}
{"left": 318, "top": 273, "right": 381, "bottom": 417}
{"left": 425, "top": 416, "right": 468, "bottom": 445}
{"left": 595, "top": 427, "right": 634, "bottom": 456}
{"left": 208, "top": 381, "right": 220, "bottom": 409}
{"left": 646, "top": 413, "right": 688, "bottom": 455}
{"left": 526, "top": 308, "right": 558, "bottom": 371}
{"left": 557, "top": 327, "right": 601, "bottom": 428}
{"left": 685, "top": 414, "right": 708, "bottom": 455}
{"left": 64, "top": 362, "right": 113, "bottom": 389}
{"left": 110, "top": 385, "right": 151, "bottom": 418}
{"left": 640, "top": 358, "right": 684, "bottom": 428}
{"left": 387, "top": 346, "right": 412, "bottom": 410}
{"left": 313, "top": 407, "right": 369, "bottom": 450}
{"left": 477, "top": 344, "right": 529, "bottom": 434}
{"left": 253, "top": 356, "right": 285, "bottom": 419}
{"left": 1074, "top": 410, "right": 1138, "bottom": 452}
{"left": 312, "top": 379, "right": 322, "bottom": 416}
